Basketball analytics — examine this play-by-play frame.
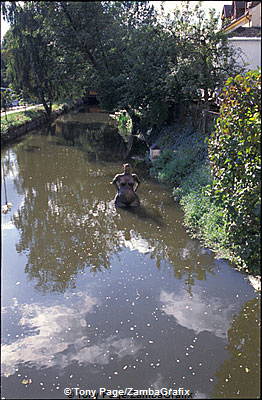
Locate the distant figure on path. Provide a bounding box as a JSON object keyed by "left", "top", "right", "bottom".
{"left": 111, "top": 163, "right": 141, "bottom": 208}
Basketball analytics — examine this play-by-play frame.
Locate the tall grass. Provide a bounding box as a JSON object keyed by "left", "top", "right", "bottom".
{"left": 177, "top": 165, "right": 231, "bottom": 256}
{"left": 150, "top": 128, "right": 242, "bottom": 269}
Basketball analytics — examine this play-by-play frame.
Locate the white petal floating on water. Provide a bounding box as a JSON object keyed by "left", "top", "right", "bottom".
{"left": 2, "top": 205, "right": 9, "bottom": 214}
{"left": 21, "top": 378, "right": 32, "bottom": 385}
{"left": 248, "top": 275, "right": 261, "bottom": 291}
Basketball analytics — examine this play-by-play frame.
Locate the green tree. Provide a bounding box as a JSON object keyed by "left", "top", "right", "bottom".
{"left": 2, "top": 1, "right": 244, "bottom": 134}
{"left": 0, "top": 88, "right": 12, "bottom": 120}
{"left": 2, "top": 1, "right": 86, "bottom": 119}
{"left": 164, "top": 1, "right": 244, "bottom": 111}
{"left": 208, "top": 70, "right": 261, "bottom": 272}
{"left": 1, "top": 41, "right": 11, "bottom": 88}
{"left": 48, "top": 1, "right": 172, "bottom": 134}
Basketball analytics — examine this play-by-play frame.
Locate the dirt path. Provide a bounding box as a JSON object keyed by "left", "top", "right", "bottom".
{"left": 0, "top": 104, "right": 42, "bottom": 117}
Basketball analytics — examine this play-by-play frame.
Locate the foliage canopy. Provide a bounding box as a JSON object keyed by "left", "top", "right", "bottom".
{"left": 2, "top": 1, "right": 243, "bottom": 125}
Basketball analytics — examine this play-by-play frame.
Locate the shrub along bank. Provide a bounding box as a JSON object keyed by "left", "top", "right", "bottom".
{"left": 150, "top": 70, "right": 261, "bottom": 276}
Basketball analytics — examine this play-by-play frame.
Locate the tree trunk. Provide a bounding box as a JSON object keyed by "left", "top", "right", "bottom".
{"left": 123, "top": 108, "right": 140, "bottom": 159}
{"left": 42, "top": 98, "right": 52, "bottom": 121}
{"left": 124, "top": 135, "right": 134, "bottom": 160}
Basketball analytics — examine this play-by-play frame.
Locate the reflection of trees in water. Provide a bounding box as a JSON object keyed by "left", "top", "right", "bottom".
{"left": 12, "top": 145, "right": 120, "bottom": 293}
{"left": 1, "top": 148, "right": 19, "bottom": 201}
{"left": 2, "top": 149, "right": 20, "bottom": 213}
{"left": 1, "top": 148, "right": 18, "bottom": 177}
{"left": 119, "top": 203, "right": 216, "bottom": 296}
{"left": 56, "top": 118, "right": 126, "bottom": 161}
{"left": 11, "top": 137, "right": 216, "bottom": 293}
{"left": 211, "top": 297, "right": 260, "bottom": 399}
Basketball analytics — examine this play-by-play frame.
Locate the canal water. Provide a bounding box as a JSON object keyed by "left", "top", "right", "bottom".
{"left": 1, "top": 116, "right": 260, "bottom": 399}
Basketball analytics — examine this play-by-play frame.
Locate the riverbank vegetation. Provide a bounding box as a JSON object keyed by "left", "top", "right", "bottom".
{"left": 1, "top": 104, "right": 62, "bottom": 134}
{"left": 151, "top": 70, "right": 261, "bottom": 274}
{"left": 1, "top": 2, "right": 260, "bottom": 274}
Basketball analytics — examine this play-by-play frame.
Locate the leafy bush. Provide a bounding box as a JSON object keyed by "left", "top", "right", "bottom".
{"left": 208, "top": 70, "right": 261, "bottom": 272}
{"left": 117, "top": 111, "right": 132, "bottom": 140}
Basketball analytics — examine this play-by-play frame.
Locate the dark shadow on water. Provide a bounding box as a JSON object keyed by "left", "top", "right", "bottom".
{"left": 23, "top": 145, "right": 41, "bottom": 152}
{"left": 48, "top": 140, "right": 71, "bottom": 147}
{"left": 116, "top": 204, "right": 165, "bottom": 227}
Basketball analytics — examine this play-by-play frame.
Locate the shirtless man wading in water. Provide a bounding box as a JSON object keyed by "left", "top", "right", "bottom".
{"left": 111, "top": 163, "right": 141, "bottom": 208}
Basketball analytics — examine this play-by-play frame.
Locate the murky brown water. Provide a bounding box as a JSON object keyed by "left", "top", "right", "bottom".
{"left": 1, "top": 116, "right": 260, "bottom": 399}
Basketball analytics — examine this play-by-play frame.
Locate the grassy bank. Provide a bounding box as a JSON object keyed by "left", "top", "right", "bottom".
{"left": 1, "top": 104, "right": 62, "bottom": 134}
{"left": 150, "top": 123, "right": 259, "bottom": 276}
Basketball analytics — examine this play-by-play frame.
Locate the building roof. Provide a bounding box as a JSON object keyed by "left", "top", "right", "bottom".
{"left": 227, "top": 26, "right": 261, "bottom": 37}
{"left": 247, "top": 1, "right": 261, "bottom": 9}
{"left": 222, "top": 1, "right": 261, "bottom": 19}
{"left": 234, "top": 1, "right": 246, "bottom": 8}
{"left": 222, "top": 4, "right": 233, "bottom": 18}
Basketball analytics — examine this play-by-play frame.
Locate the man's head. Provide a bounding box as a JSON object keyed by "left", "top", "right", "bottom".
{"left": 123, "top": 163, "right": 131, "bottom": 174}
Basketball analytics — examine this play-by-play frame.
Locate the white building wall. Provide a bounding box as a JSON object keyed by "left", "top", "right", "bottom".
{"left": 249, "top": 3, "right": 261, "bottom": 27}
{"left": 228, "top": 37, "right": 261, "bottom": 70}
